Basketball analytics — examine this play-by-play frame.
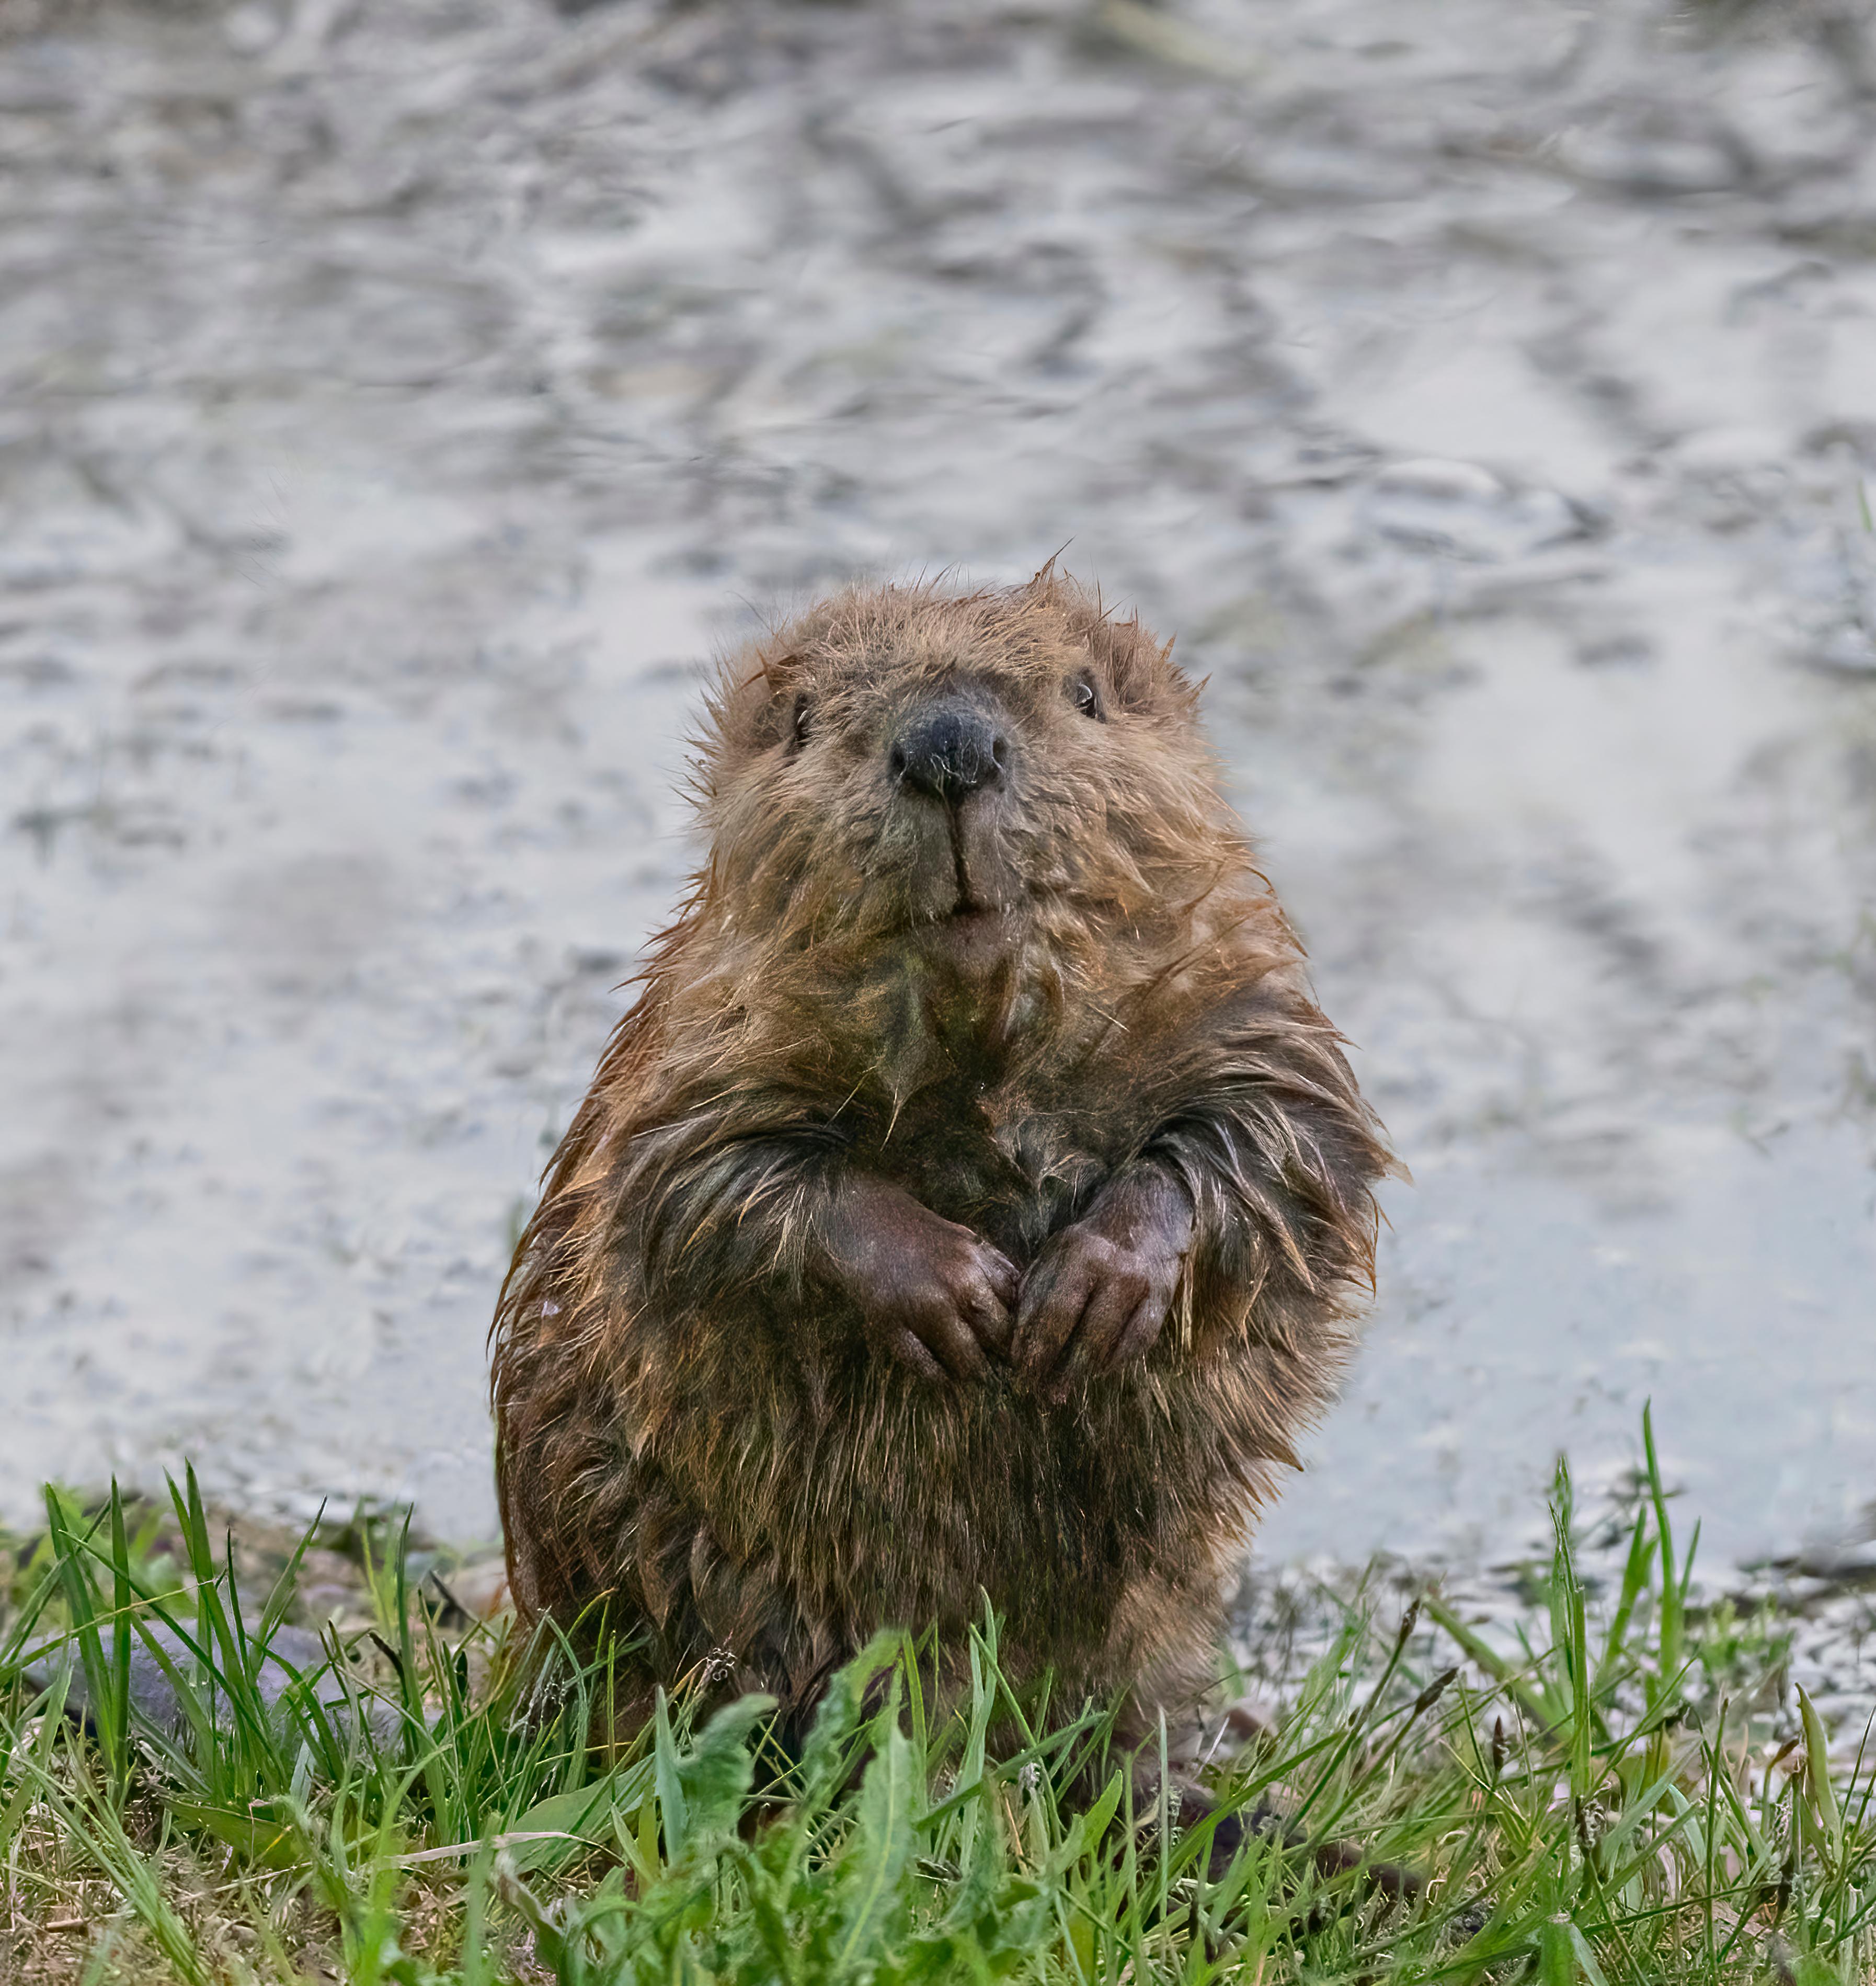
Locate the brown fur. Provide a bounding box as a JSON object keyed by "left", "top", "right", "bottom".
{"left": 490, "top": 572, "right": 1393, "bottom": 1732}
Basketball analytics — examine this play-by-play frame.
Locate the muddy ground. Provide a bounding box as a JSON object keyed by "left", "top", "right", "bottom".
{"left": 3, "top": 0, "right": 1875, "bottom": 1575}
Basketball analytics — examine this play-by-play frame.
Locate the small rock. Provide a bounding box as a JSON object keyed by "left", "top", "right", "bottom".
{"left": 438, "top": 1556, "right": 512, "bottom": 1620}
{"left": 29, "top": 1623, "right": 399, "bottom": 1749}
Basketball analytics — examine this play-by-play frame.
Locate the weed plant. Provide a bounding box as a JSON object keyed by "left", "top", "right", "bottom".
{"left": 2, "top": 1411, "right": 1873, "bottom": 1982}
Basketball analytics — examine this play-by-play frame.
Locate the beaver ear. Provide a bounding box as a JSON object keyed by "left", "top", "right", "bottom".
{"left": 717, "top": 651, "right": 806, "bottom": 752}
{"left": 1090, "top": 615, "right": 1194, "bottom": 716}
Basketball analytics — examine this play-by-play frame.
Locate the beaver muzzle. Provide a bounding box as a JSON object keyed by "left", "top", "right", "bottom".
{"left": 888, "top": 693, "right": 1014, "bottom": 928}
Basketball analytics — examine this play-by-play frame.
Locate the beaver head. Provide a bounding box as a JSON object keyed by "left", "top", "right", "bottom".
{"left": 696, "top": 576, "right": 1248, "bottom": 1056}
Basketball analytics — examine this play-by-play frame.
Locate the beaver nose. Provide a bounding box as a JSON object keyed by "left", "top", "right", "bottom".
{"left": 889, "top": 700, "right": 1008, "bottom": 804}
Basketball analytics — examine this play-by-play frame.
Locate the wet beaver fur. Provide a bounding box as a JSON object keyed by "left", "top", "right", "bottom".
{"left": 490, "top": 572, "right": 1392, "bottom": 1742}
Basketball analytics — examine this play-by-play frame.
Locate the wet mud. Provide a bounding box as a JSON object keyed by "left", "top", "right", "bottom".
{"left": 3, "top": 0, "right": 1874, "bottom": 1570}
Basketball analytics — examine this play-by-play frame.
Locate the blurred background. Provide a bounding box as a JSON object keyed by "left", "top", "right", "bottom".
{"left": 3, "top": 0, "right": 1874, "bottom": 1579}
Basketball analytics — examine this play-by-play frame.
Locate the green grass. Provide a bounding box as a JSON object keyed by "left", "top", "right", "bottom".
{"left": 2, "top": 1411, "right": 1873, "bottom": 1983}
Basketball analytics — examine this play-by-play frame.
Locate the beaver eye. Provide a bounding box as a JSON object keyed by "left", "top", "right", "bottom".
{"left": 790, "top": 695, "right": 812, "bottom": 751}
{"left": 1069, "top": 673, "right": 1104, "bottom": 722}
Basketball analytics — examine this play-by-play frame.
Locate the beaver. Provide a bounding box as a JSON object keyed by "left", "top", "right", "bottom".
{"left": 490, "top": 572, "right": 1392, "bottom": 1741}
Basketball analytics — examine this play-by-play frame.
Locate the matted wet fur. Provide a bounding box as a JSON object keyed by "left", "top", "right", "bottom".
{"left": 490, "top": 572, "right": 1393, "bottom": 1739}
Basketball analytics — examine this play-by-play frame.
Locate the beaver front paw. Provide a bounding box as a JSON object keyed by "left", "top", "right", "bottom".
{"left": 823, "top": 1177, "right": 1018, "bottom": 1382}
{"left": 862, "top": 1214, "right": 1018, "bottom": 1382}
{"left": 1013, "top": 1166, "right": 1193, "bottom": 1404}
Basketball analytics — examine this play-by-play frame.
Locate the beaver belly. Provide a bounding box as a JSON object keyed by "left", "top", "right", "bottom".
{"left": 637, "top": 1327, "right": 1326, "bottom": 1690}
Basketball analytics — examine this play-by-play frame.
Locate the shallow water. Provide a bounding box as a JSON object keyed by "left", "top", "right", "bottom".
{"left": 3, "top": 0, "right": 1874, "bottom": 1572}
